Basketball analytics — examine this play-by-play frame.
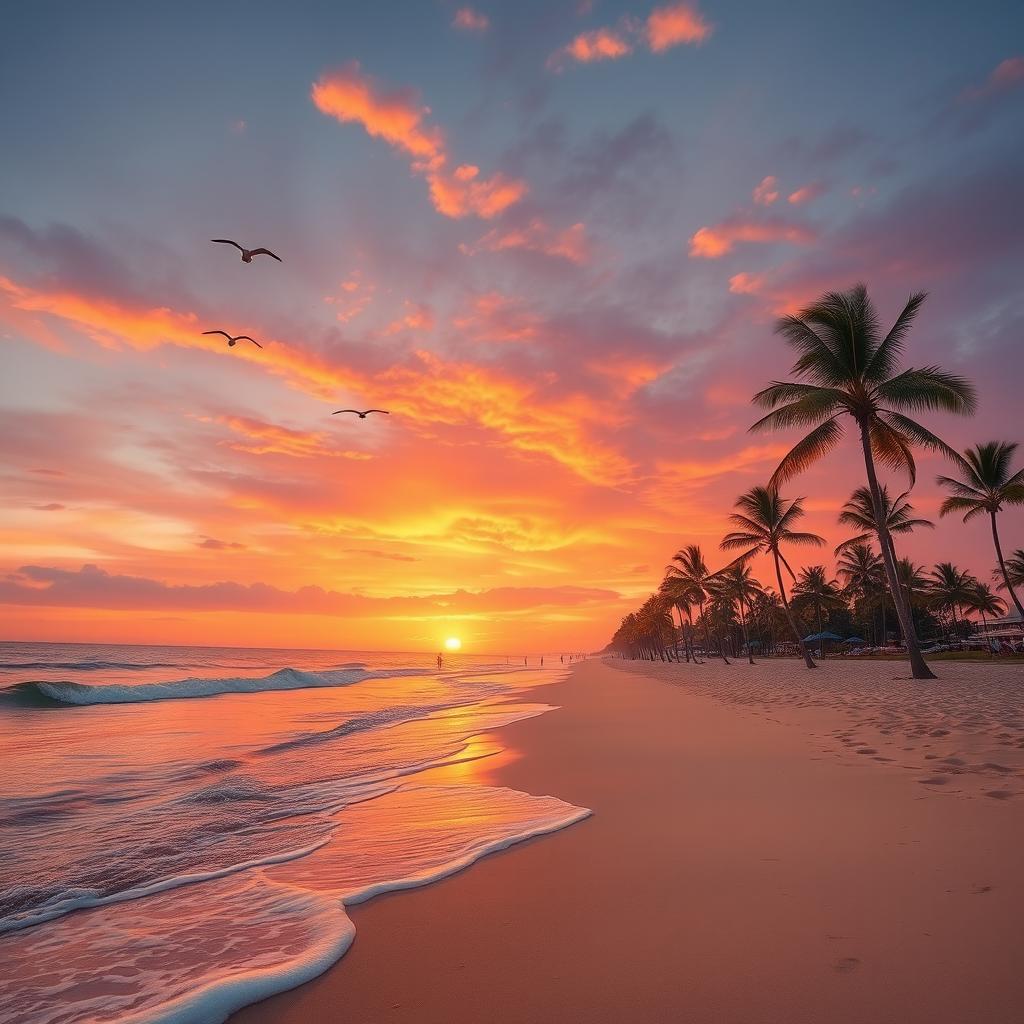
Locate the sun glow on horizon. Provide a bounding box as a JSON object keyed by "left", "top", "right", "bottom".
{"left": 444, "top": 636, "right": 462, "bottom": 651}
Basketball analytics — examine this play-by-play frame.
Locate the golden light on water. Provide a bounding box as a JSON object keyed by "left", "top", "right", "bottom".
{"left": 444, "top": 637, "right": 462, "bottom": 651}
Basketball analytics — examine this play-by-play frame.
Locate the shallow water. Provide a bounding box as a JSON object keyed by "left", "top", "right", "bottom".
{"left": 0, "top": 642, "right": 588, "bottom": 1024}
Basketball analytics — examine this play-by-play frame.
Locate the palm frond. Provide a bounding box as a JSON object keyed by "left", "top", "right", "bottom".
{"left": 863, "top": 291, "right": 927, "bottom": 383}
{"left": 768, "top": 417, "right": 844, "bottom": 487}
{"left": 875, "top": 366, "right": 978, "bottom": 416}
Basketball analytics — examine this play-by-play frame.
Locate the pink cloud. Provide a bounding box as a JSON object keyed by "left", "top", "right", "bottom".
{"left": 787, "top": 181, "right": 827, "bottom": 206}
{"left": 460, "top": 218, "right": 590, "bottom": 263}
{"left": 689, "top": 217, "right": 816, "bottom": 258}
{"left": 960, "top": 55, "right": 1024, "bottom": 101}
{"left": 752, "top": 176, "right": 779, "bottom": 206}
{"left": 311, "top": 63, "right": 525, "bottom": 219}
{"left": 452, "top": 7, "right": 489, "bottom": 32}
{"left": 728, "top": 271, "right": 767, "bottom": 295}
{"left": 645, "top": 3, "right": 712, "bottom": 52}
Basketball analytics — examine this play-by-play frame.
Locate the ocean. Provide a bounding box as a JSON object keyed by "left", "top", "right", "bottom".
{"left": 0, "top": 642, "right": 588, "bottom": 1024}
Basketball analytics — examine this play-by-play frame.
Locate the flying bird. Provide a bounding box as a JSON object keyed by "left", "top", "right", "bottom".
{"left": 210, "top": 239, "right": 282, "bottom": 263}
{"left": 332, "top": 409, "right": 390, "bottom": 419}
{"left": 202, "top": 330, "right": 263, "bottom": 349}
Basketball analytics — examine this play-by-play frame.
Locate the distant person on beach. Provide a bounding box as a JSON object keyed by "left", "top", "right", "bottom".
{"left": 540, "top": 656, "right": 544, "bottom": 667}
{"left": 437, "top": 653, "right": 442, "bottom": 669}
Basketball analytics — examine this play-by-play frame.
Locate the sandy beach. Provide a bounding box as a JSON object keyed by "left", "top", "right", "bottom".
{"left": 231, "top": 656, "right": 1024, "bottom": 1024}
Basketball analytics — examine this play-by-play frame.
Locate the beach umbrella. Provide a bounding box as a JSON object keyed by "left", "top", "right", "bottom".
{"left": 842, "top": 636, "right": 866, "bottom": 645}
{"left": 816, "top": 631, "right": 844, "bottom": 642}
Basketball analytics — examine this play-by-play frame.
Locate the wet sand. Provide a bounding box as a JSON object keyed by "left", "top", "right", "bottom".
{"left": 231, "top": 656, "right": 1024, "bottom": 1024}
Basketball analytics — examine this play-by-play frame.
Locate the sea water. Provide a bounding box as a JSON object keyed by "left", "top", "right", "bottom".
{"left": 0, "top": 642, "right": 588, "bottom": 1024}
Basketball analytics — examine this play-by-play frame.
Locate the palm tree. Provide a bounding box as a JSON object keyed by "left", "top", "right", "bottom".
{"left": 791, "top": 566, "right": 847, "bottom": 647}
{"left": 710, "top": 563, "right": 763, "bottom": 664}
{"left": 995, "top": 549, "right": 1024, "bottom": 596}
{"left": 835, "top": 487, "right": 931, "bottom": 645}
{"left": 835, "top": 485, "right": 933, "bottom": 555}
{"left": 749, "top": 589, "right": 784, "bottom": 655}
{"left": 964, "top": 583, "right": 1007, "bottom": 654}
{"left": 659, "top": 574, "right": 698, "bottom": 662}
{"left": 936, "top": 441, "right": 1024, "bottom": 622}
{"left": 720, "top": 486, "right": 825, "bottom": 669}
{"left": 896, "top": 558, "right": 930, "bottom": 639}
{"left": 837, "top": 544, "right": 886, "bottom": 645}
{"left": 751, "top": 284, "right": 976, "bottom": 679}
{"left": 664, "top": 545, "right": 722, "bottom": 662}
{"left": 928, "top": 563, "right": 978, "bottom": 641}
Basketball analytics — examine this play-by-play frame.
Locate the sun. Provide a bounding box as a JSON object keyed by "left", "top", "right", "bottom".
{"left": 444, "top": 637, "right": 462, "bottom": 652}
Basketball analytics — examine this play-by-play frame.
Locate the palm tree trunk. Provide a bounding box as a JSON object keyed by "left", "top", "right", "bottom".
{"left": 773, "top": 548, "right": 815, "bottom": 669}
{"left": 739, "top": 598, "right": 755, "bottom": 664}
{"left": 991, "top": 510, "right": 1024, "bottom": 621}
{"left": 858, "top": 422, "right": 935, "bottom": 679}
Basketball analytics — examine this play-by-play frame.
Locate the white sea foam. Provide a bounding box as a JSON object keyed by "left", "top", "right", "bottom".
{"left": 30, "top": 665, "right": 424, "bottom": 705}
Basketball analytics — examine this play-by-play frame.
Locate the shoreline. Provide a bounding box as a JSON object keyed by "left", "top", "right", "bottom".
{"left": 232, "top": 657, "right": 1024, "bottom": 1024}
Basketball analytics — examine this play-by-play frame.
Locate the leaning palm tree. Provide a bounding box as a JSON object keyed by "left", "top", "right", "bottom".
{"left": 710, "top": 563, "right": 763, "bottom": 664}
{"left": 792, "top": 565, "right": 847, "bottom": 650}
{"left": 896, "top": 557, "right": 930, "bottom": 639}
{"left": 964, "top": 583, "right": 1007, "bottom": 655}
{"left": 835, "top": 485, "right": 933, "bottom": 555}
{"left": 751, "top": 284, "right": 976, "bottom": 679}
{"left": 720, "top": 486, "right": 824, "bottom": 669}
{"left": 664, "top": 545, "right": 722, "bottom": 662}
{"left": 936, "top": 441, "right": 1024, "bottom": 622}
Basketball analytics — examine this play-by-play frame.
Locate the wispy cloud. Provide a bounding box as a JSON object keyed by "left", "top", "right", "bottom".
{"left": 311, "top": 62, "right": 525, "bottom": 219}
{"left": 960, "top": 55, "right": 1024, "bottom": 102}
{"left": 689, "top": 216, "right": 816, "bottom": 258}
{"left": 460, "top": 218, "right": 590, "bottom": 263}
{"left": 452, "top": 7, "right": 489, "bottom": 32}
{"left": 752, "top": 176, "right": 779, "bottom": 206}
{"left": 787, "top": 181, "right": 827, "bottom": 206}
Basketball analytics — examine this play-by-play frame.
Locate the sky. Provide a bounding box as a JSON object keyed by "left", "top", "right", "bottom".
{"left": 1, "top": 0, "right": 1023, "bottom": 653}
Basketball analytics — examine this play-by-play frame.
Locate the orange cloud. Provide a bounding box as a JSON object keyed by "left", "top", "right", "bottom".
{"left": 211, "top": 416, "right": 374, "bottom": 460}
{"left": 460, "top": 219, "right": 590, "bottom": 263}
{"left": 311, "top": 63, "right": 525, "bottom": 219}
{"left": 752, "top": 175, "right": 779, "bottom": 206}
{"left": 787, "top": 181, "right": 826, "bottom": 206}
{"left": 553, "top": 27, "right": 633, "bottom": 67}
{"left": 452, "top": 7, "right": 489, "bottom": 32}
{"left": 452, "top": 291, "right": 542, "bottom": 343}
{"left": 383, "top": 301, "right": 434, "bottom": 335}
{"left": 688, "top": 218, "right": 816, "bottom": 258}
{"left": 427, "top": 164, "right": 526, "bottom": 219}
{"left": 551, "top": 3, "right": 710, "bottom": 67}
{"left": 645, "top": 3, "right": 712, "bottom": 52}
{"left": 0, "top": 275, "right": 630, "bottom": 485}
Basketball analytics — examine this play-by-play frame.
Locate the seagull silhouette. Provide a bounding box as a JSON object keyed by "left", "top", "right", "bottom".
{"left": 211, "top": 239, "right": 282, "bottom": 263}
{"left": 202, "top": 330, "right": 263, "bottom": 349}
{"left": 332, "top": 409, "right": 390, "bottom": 419}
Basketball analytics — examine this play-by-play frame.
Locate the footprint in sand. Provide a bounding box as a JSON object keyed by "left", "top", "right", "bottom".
{"left": 832, "top": 957, "right": 861, "bottom": 973}
{"left": 971, "top": 884, "right": 993, "bottom": 894}
{"left": 919, "top": 776, "right": 949, "bottom": 786}
{"left": 984, "top": 790, "right": 1014, "bottom": 800}
{"left": 855, "top": 748, "right": 877, "bottom": 755}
